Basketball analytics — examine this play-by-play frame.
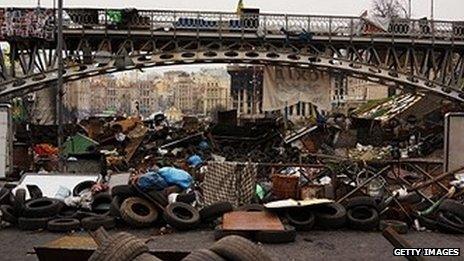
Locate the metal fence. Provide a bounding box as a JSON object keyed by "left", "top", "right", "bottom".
{"left": 2, "top": 8, "right": 464, "bottom": 41}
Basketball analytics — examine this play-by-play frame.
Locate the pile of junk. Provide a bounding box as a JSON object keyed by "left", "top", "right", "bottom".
{"left": 0, "top": 103, "right": 463, "bottom": 244}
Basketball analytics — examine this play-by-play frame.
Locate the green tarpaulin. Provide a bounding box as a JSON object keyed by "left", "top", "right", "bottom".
{"left": 63, "top": 133, "right": 99, "bottom": 155}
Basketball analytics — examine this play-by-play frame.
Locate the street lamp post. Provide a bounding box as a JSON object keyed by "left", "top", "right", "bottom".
{"left": 431, "top": 0, "right": 434, "bottom": 20}
{"left": 57, "top": 0, "right": 64, "bottom": 171}
{"left": 408, "top": 0, "right": 411, "bottom": 19}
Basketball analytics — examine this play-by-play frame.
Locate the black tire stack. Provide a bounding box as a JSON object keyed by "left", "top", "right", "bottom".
{"left": 110, "top": 185, "right": 163, "bottom": 229}
{"left": 19, "top": 196, "right": 64, "bottom": 231}
{"left": 343, "top": 196, "right": 379, "bottom": 231}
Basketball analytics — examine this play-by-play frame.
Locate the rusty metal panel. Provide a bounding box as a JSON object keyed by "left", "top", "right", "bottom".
{"left": 42, "top": 236, "right": 97, "bottom": 250}
{"left": 222, "top": 211, "right": 284, "bottom": 231}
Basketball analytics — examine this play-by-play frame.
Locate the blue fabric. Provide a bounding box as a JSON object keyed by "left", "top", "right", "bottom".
{"left": 157, "top": 167, "right": 193, "bottom": 189}
{"left": 137, "top": 171, "right": 169, "bottom": 191}
{"left": 187, "top": 154, "right": 203, "bottom": 167}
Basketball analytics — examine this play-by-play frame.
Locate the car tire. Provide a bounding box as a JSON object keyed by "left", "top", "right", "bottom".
{"left": 256, "top": 225, "right": 297, "bottom": 244}
{"left": 438, "top": 199, "right": 464, "bottom": 219}
{"left": 26, "top": 185, "right": 43, "bottom": 200}
{"left": 183, "top": 249, "right": 226, "bottom": 261}
{"left": 89, "top": 232, "right": 149, "bottom": 261}
{"left": 133, "top": 253, "right": 162, "bottom": 261}
{"left": 71, "top": 210, "right": 100, "bottom": 220}
{"left": 0, "top": 204, "right": 18, "bottom": 224}
{"left": 379, "top": 220, "right": 408, "bottom": 234}
{"left": 344, "top": 196, "right": 378, "bottom": 210}
{"left": 315, "top": 203, "right": 347, "bottom": 229}
{"left": 347, "top": 206, "right": 379, "bottom": 231}
{"left": 199, "top": 202, "right": 233, "bottom": 222}
{"left": 109, "top": 196, "right": 123, "bottom": 217}
{"left": 163, "top": 202, "right": 200, "bottom": 230}
{"left": 47, "top": 218, "right": 80, "bottom": 232}
{"left": 91, "top": 193, "right": 112, "bottom": 215}
{"left": 18, "top": 217, "right": 50, "bottom": 230}
{"left": 210, "top": 235, "right": 272, "bottom": 261}
{"left": 11, "top": 188, "right": 26, "bottom": 214}
{"left": 285, "top": 208, "right": 315, "bottom": 231}
{"left": 23, "top": 197, "right": 63, "bottom": 218}
{"left": 120, "top": 197, "right": 159, "bottom": 228}
{"left": 82, "top": 216, "right": 116, "bottom": 231}
{"left": 73, "top": 180, "right": 96, "bottom": 196}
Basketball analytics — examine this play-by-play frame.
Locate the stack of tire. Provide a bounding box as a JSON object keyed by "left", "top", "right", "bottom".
{"left": 110, "top": 184, "right": 205, "bottom": 230}
{"left": 343, "top": 196, "right": 380, "bottom": 231}
{"left": 182, "top": 235, "right": 272, "bottom": 261}
{"left": 282, "top": 202, "right": 347, "bottom": 232}
{"left": 88, "top": 232, "right": 160, "bottom": 261}
{"left": 0, "top": 185, "right": 117, "bottom": 232}
{"left": 0, "top": 187, "right": 68, "bottom": 231}
{"left": 163, "top": 202, "right": 202, "bottom": 230}
{"left": 110, "top": 185, "right": 161, "bottom": 228}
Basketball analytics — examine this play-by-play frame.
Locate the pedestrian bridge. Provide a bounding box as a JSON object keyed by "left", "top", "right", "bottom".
{"left": 1, "top": 8, "right": 464, "bottom": 102}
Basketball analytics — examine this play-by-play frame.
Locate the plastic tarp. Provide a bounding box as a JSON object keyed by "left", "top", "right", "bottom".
{"left": 157, "top": 167, "right": 193, "bottom": 189}
{"left": 360, "top": 10, "right": 390, "bottom": 32}
{"left": 63, "top": 133, "right": 99, "bottom": 155}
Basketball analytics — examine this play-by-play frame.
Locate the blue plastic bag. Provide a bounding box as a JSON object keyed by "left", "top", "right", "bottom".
{"left": 157, "top": 167, "right": 193, "bottom": 189}
{"left": 137, "top": 171, "right": 169, "bottom": 191}
{"left": 187, "top": 154, "right": 203, "bottom": 168}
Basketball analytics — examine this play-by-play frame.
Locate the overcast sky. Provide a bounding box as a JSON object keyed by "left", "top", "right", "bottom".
{"left": 1, "top": 0, "right": 463, "bottom": 20}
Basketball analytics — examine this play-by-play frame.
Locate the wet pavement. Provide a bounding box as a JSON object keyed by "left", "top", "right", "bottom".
{"left": 1, "top": 227, "right": 463, "bottom": 261}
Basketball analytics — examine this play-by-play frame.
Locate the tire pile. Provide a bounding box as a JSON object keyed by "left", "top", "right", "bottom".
{"left": 89, "top": 230, "right": 272, "bottom": 261}
{"left": 110, "top": 184, "right": 202, "bottom": 230}
{"left": 0, "top": 186, "right": 116, "bottom": 232}
{"left": 199, "top": 197, "right": 412, "bottom": 244}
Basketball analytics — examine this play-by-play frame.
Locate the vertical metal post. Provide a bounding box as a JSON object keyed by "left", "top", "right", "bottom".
{"left": 57, "top": 0, "right": 64, "bottom": 171}
{"left": 430, "top": 0, "right": 434, "bottom": 20}
{"left": 408, "top": 0, "right": 412, "bottom": 19}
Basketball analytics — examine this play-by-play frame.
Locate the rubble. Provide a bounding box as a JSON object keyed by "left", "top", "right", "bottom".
{"left": 1, "top": 100, "right": 464, "bottom": 254}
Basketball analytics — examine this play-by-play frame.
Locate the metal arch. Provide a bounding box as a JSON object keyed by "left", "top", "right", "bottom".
{"left": 1, "top": 6, "right": 464, "bottom": 101}
{"left": 1, "top": 47, "right": 463, "bottom": 103}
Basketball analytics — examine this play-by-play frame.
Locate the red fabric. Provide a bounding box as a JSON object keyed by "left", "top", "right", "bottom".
{"left": 33, "top": 144, "right": 59, "bottom": 156}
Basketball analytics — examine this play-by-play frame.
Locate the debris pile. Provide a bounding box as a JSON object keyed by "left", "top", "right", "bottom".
{"left": 1, "top": 98, "right": 464, "bottom": 244}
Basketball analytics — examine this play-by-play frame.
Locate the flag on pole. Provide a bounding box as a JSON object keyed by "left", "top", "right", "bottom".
{"left": 236, "top": 0, "right": 244, "bottom": 15}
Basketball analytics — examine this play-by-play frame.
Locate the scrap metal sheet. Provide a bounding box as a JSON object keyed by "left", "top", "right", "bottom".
{"left": 222, "top": 211, "right": 284, "bottom": 231}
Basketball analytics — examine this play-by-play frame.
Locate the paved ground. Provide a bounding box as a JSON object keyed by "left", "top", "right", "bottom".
{"left": 1, "top": 227, "right": 463, "bottom": 261}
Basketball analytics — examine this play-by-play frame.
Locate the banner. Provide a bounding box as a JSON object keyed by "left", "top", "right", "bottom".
{"left": 262, "top": 66, "right": 332, "bottom": 111}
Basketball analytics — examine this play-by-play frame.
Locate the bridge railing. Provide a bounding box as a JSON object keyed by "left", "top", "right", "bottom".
{"left": 2, "top": 8, "right": 464, "bottom": 41}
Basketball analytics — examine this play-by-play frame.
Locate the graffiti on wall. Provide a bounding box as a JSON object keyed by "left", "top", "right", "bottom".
{"left": 0, "top": 8, "right": 55, "bottom": 41}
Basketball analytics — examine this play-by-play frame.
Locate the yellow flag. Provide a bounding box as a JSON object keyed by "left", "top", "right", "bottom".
{"left": 236, "top": 0, "right": 244, "bottom": 14}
